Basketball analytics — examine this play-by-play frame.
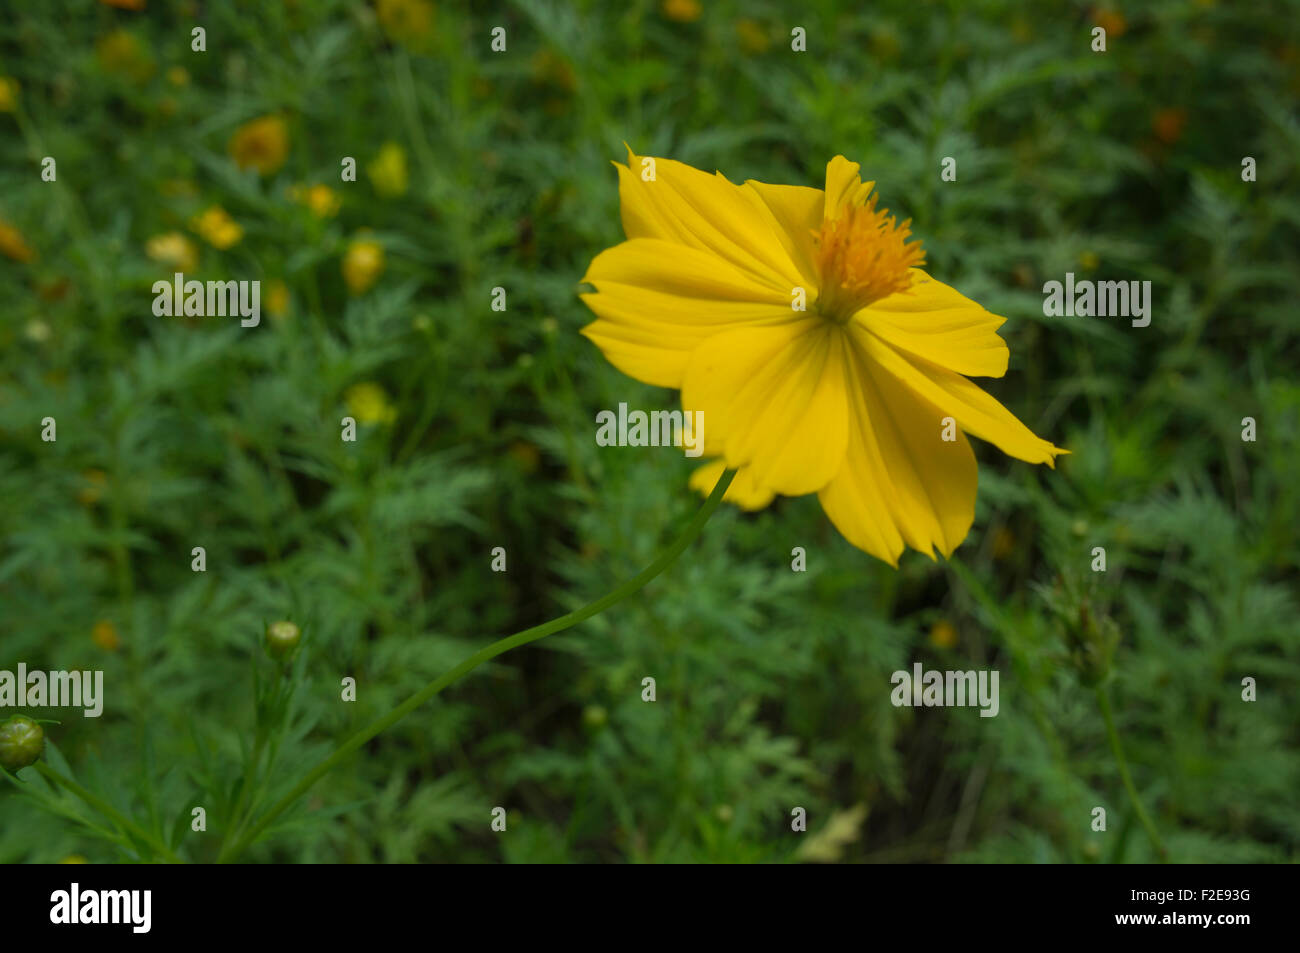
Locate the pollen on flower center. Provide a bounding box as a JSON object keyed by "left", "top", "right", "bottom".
{"left": 812, "top": 192, "right": 925, "bottom": 323}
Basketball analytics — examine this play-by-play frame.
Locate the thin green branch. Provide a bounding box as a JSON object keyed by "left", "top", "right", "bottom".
{"left": 219, "top": 469, "right": 737, "bottom": 862}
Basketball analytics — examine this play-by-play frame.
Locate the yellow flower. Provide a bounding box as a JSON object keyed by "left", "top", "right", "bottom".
{"left": 375, "top": 0, "right": 435, "bottom": 46}
{"left": 0, "top": 220, "right": 35, "bottom": 262}
{"left": 266, "top": 279, "right": 291, "bottom": 319}
{"left": 1093, "top": 8, "right": 1128, "bottom": 39}
{"left": 228, "top": 115, "right": 289, "bottom": 176}
{"left": 145, "top": 231, "right": 198, "bottom": 271}
{"left": 579, "top": 151, "right": 1067, "bottom": 566}
{"left": 342, "top": 236, "right": 385, "bottom": 295}
{"left": 166, "top": 66, "right": 190, "bottom": 86}
{"left": 191, "top": 206, "right": 243, "bottom": 249}
{"left": 92, "top": 620, "right": 121, "bottom": 652}
{"left": 77, "top": 469, "right": 108, "bottom": 506}
{"left": 59, "top": 854, "right": 90, "bottom": 864}
{"left": 345, "top": 382, "right": 397, "bottom": 425}
{"left": 96, "top": 30, "right": 154, "bottom": 84}
{"left": 662, "top": 0, "right": 702, "bottom": 23}
{"left": 928, "top": 619, "right": 958, "bottom": 649}
{"left": 290, "top": 183, "right": 341, "bottom": 218}
{"left": 367, "top": 143, "right": 409, "bottom": 198}
{"left": 735, "top": 19, "right": 771, "bottom": 55}
{"left": 0, "top": 76, "right": 19, "bottom": 112}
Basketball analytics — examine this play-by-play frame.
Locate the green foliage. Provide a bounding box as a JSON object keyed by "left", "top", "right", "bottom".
{"left": 0, "top": 0, "right": 1296, "bottom": 862}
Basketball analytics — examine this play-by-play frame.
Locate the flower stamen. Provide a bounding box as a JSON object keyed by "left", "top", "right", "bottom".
{"left": 813, "top": 192, "right": 925, "bottom": 323}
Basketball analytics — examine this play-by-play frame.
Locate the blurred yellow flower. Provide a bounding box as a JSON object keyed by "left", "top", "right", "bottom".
{"left": 92, "top": 620, "right": 121, "bottom": 652}
{"left": 1093, "top": 8, "right": 1128, "bottom": 39}
{"left": 345, "top": 382, "right": 397, "bottom": 425}
{"left": 0, "top": 220, "right": 35, "bottom": 262}
{"left": 145, "top": 231, "right": 198, "bottom": 271}
{"left": 0, "top": 77, "right": 19, "bottom": 112}
{"left": 25, "top": 319, "right": 51, "bottom": 343}
{"left": 991, "top": 526, "right": 1016, "bottom": 560}
{"left": 508, "top": 440, "right": 541, "bottom": 473}
{"left": 1152, "top": 107, "right": 1187, "bottom": 145}
{"left": 290, "top": 183, "right": 341, "bottom": 218}
{"left": 77, "top": 469, "right": 108, "bottom": 506}
{"left": 96, "top": 30, "right": 154, "bottom": 84}
{"left": 228, "top": 115, "right": 289, "bottom": 176}
{"left": 266, "top": 279, "right": 290, "bottom": 319}
{"left": 191, "top": 206, "right": 243, "bottom": 249}
{"left": 342, "top": 236, "right": 385, "bottom": 295}
{"left": 735, "top": 19, "right": 771, "bottom": 55}
{"left": 166, "top": 66, "right": 190, "bottom": 86}
{"left": 1078, "top": 250, "right": 1100, "bottom": 271}
{"left": 929, "top": 620, "right": 958, "bottom": 649}
{"left": 59, "top": 854, "right": 90, "bottom": 864}
{"left": 375, "top": 0, "right": 435, "bottom": 46}
{"left": 531, "top": 49, "right": 576, "bottom": 93}
{"left": 662, "top": 0, "right": 702, "bottom": 23}
{"left": 368, "top": 143, "right": 409, "bottom": 198}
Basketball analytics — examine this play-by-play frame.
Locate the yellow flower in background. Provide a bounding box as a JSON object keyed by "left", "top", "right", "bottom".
{"left": 375, "top": 0, "right": 434, "bottom": 46}
{"left": 77, "top": 469, "right": 108, "bottom": 506}
{"left": 1093, "top": 8, "right": 1128, "bottom": 39}
{"left": 266, "top": 279, "right": 290, "bottom": 319}
{"left": 580, "top": 151, "right": 1067, "bottom": 566}
{"left": 145, "top": 231, "right": 198, "bottom": 271}
{"left": 368, "top": 143, "right": 409, "bottom": 198}
{"left": 662, "top": 0, "right": 702, "bottom": 23}
{"left": 345, "top": 382, "right": 397, "bottom": 425}
{"left": 91, "top": 620, "right": 121, "bottom": 652}
{"left": 735, "top": 19, "right": 771, "bottom": 55}
{"left": 59, "top": 854, "right": 90, "bottom": 864}
{"left": 342, "top": 236, "right": 385, "bottom": 295}
{"left": 0, "top": 220, "right": 35, "bottom": 262}
{"left": 0, "top": 77, "right": 19, "bottom": 112}
{"left": 166, "top": 66, "right": 190, "bottom": 86}
{"left": 191, "top": 206, "right": 243, "bottom": 249}
{"left": 289, "top": 183, "right": 341, "bottom": 218}
{"left": 928, "top": 619, "right": 958, "bottom": 649}
{"left": 228, "top": 115, "right": 289, "bottom": 176}
{"left": 95, "top": 30, "right": 154, "bottom": 84}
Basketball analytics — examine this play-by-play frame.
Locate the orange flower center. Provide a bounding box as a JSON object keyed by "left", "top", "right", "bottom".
{"left": 812, "top": 193, "right": 925, "bottom": 323}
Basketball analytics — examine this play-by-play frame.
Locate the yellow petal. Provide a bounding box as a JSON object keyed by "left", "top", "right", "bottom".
{"left": 581, "top": 237, "right": 797, "bottom": 388}
{"left": 857, "top": 270, "right": 1010, "bottom": 378}
{"left": 616, "top": 149, "right": 804, "bottom": 290}
{"left": 852, "top": 324, "right": 1066, "bottom": 465}
{"left": 742, "top": 180, "right": 824, "bottom": 287}
{"left": 822, "top": 155, "right": 875, "bottom": 219}
{"left": 682, "top": 320, "right": 850, "bottom": 495}
{"left": 689, "top": 460, "right": 776, "bottom": 511}
{"left": 818, "top": 343, "right": 977, "bottom": 563}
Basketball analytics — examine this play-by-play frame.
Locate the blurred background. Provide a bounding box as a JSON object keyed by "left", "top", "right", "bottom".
{"left": 1, "top": 0, "right": 1297, "bottom": 862}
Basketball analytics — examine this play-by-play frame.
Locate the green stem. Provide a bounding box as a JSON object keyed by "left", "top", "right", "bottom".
{"left": 219, "top": 469, "right": 737, "bottom": 863}
{"left": 35, "top": 762, "right": 182, "bottom": 864}
{"left": 1096, "top": 684, "right": 1167, "bottom": 862}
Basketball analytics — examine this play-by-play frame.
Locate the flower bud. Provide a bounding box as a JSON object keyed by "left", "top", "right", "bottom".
{"left": 265, "top": 620, "right": 301, "bottom": 661}
{"left": 0, "top": 715, "right": 45, "bottom": 771}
